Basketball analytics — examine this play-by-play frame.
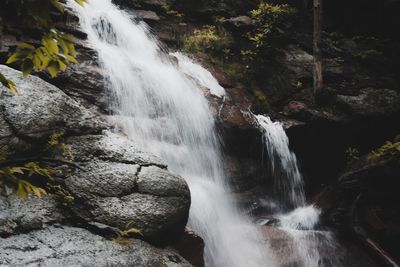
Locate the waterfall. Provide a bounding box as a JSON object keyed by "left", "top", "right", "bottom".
{"left": 256, "top": 115, "right": 342, "bottom": 266}
{"left": 69, "top": 1, "right": 271, "bottom": 266}
{"left": 256, "top": 115, "right": 305, "bottom": 209}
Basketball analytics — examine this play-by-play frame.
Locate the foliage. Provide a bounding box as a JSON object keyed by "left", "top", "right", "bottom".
{"left": 0, "top": 146, "right": 54, "bottom": 198}
{"left": 367, "top": 141, "right": 400, "bottom": 162}
{"left": 7, "top": 32, "right": 78, "bottom": 78}
{"left": 183, "top": 25, "right": 232, "bottom": 55}
{"left": 0, "top": 0, "right": 86, "bottom": 92}
{"left": 345, "top": 147, "right": 359, "bottom": 164}
{"left": 253, "top": 89, "right": 270, "bottom": 112}
{"left": 247, "top": 2, "right": 296, "bottom": 50}
{"left": 0, "top": 129, "right": 76, "bottom": 200}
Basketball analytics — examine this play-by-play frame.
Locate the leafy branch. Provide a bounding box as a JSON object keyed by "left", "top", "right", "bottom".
{"left": 0, "top": 0, "right": 86, "bottom": 92}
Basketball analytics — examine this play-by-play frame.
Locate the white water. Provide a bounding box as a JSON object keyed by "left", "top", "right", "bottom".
{"left": 70, "top": 1, "right": 270, "bottom": 266}
{"left": 171, "top": 52, "right": 226, "bottom": 98}
{"left": 277, "top": 206, "right": 338, "bottom": 267}
{"left": 256, "top": 115, "right": 341, "bottom": 266}
{"left": 256, "top": 115, "right": 305, "bottom": 208}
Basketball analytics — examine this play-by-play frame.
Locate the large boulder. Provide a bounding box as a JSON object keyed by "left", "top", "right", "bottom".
{"left": 0, "top": 65, "right": 192, "bottom": 263}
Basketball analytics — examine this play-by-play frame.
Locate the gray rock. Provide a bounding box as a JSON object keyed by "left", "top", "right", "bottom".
{"left": 0, "top": 225, "right": 192, "bottom": 267}
{"left": 90, "top": 193, "right": 190, "bottom": 244}
{"left": 0, "top": 65, "right": 107, "bottom": 140}
{"left": 114, "top": 0, "right": 170, "bottom": 11}
{"left": 133, "top": 10, "right": 161, "bottom": 21}
{"left": 0, "top": 195, "right": 65, "bottom": 236}
{"left": 137, "top": 166, "right": 189, "bottom": 197}
{"left": 0, "top": 110, "right": 31, "bottom": 154}
{"left": 336, "top": 88, "right": 400, "bottom": 117}
{"left": 65, "top": 160, "right": 139, "bottom": 198}
{"left": 65, "top": 131, "right": 166, "bottom": 167}
{"left": 0, "top": 65, "right": 191, "bottom": 248}
{"left": 223, "top": 16, "right": 254, "bottom": 29}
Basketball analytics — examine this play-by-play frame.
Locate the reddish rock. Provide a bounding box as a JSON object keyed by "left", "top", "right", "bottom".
{"left": 174, "top": 229, "right": 205, "bottom": 267}
{"left": 284, "top": 101, "right": 307, "bottom": 116}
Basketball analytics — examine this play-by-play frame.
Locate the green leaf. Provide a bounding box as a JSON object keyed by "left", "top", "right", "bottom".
{"left": 17, "top": 181, "right": 27, "bottom": 198}
{"left": 42, "top": 35, "right": 59, "bottom": 55}
{"left": 64, "top": 54, "right": 78, "bottom": 64}
{"left": 0, "top": 72, "right": 18, "bottom": 94}
{"left": 17, "top": 42, "right": 35, "bottom": 50}
{"left": 57, "top": 59, "right": 67, "bottom": 72}
{"left": 47, "top": 61, "right": 59, "bottom": 77}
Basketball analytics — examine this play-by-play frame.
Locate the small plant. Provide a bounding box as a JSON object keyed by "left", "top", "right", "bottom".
{"left": 47, "top": 131, "right": 74, "bottom": 160}
{"left": 113, "top": 224, "right": 142, "bottom": 245}
{"left": 254, "top": 90, "right": 270, "bottom": 109}
{"left": 292, "top": 81, "right": 303, "bottom": 89}
{"left": 345, "top": 147, "right": 359, "bottom": 164}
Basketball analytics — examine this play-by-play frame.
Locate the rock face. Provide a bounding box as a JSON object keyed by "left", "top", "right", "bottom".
{"left": 171, "top": 0, "right": 258, "bottom": 20}
{"left": 314, "top": 143, "right": 400, "bottom": 264}
{"left": 0, "top": 65, "right": 192, "bottom": 265}
{"left": 0, "top": 225, "right": 191, "bottom": 267}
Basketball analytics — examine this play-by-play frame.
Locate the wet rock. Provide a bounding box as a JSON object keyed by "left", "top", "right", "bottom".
{"left": 314, "top": 143, "right": 400, "bottom": 265}
{"left": 283, "top": 100, "right": 341, "bottom": 123}
{"left": 50, "top": 45, "right": 111, "bottom": 112}
{"left": 174, "top": 229, "right": 205, "bottom": 267}
{"left": 0, "top": 65, "right": 107, "bottom": 141}
{"left": 0, "top": 225, "right": 192, "bottom": 267}
{"left": 133, "top": 10, "right": 161, "bottom": 22}
{"left": 114, "top": 0, "right": 170, "bottom": 12}
{"left": 262, "top": 226, "right": 379, "bottom": 267}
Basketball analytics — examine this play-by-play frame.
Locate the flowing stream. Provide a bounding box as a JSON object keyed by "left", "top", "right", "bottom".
{"left": 70, "top": 0, "right": 271, "bottom": 266}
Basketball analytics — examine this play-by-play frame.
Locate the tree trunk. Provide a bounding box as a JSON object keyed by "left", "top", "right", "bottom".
{"left": 313, "top": 0, "right": 323, "bottom": 97}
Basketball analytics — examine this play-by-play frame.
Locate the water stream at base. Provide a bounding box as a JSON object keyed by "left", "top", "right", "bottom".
{"left": 70, "top": 1, "right": 272, "bottom": 266}
{"left": 256, "top": 115, "right": 342, "bottom": 267}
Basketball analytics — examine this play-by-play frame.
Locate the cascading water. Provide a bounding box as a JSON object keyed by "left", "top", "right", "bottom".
{"left": 69, "top": 1, "right": 271, "bottom": 266}
{"left": 256, "top": 115, "right": 305, "bottom": 209}
{"left": 256, "top": 115, "right": 341, "bottom": 267}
